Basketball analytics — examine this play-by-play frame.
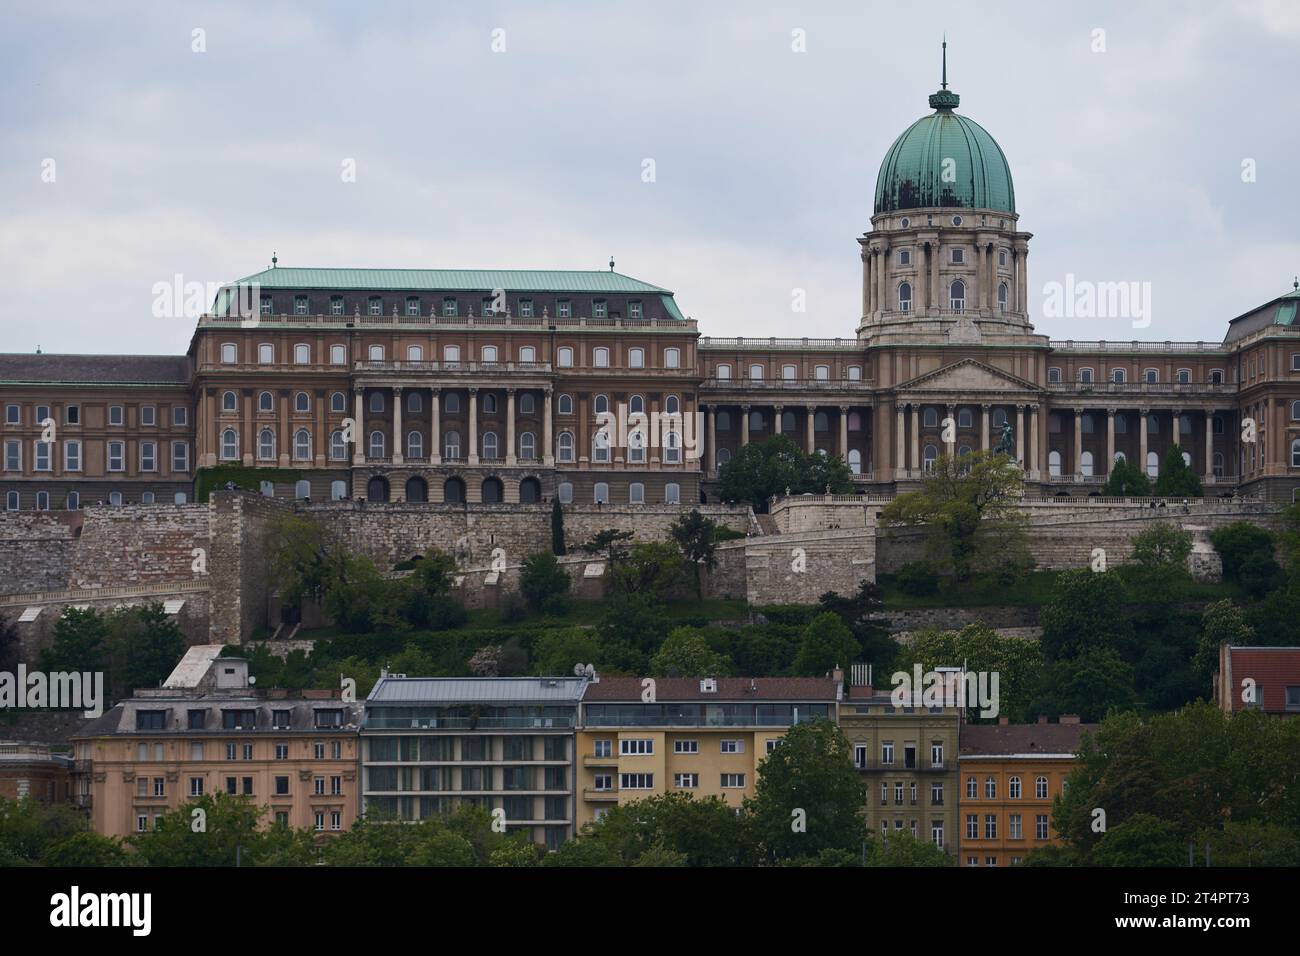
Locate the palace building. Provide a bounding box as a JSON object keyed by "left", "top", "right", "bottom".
{"left": 5, "top": 69, "right": 1300, "bottom": 510}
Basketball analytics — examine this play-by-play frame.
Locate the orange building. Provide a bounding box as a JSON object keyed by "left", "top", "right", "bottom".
{"left": 957, "top": 717, "right": 1096, "bottom": 867}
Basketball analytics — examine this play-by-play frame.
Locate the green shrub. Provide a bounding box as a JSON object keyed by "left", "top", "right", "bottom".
{"left": 895, "top": 561, "right": 940, "bottom": 596}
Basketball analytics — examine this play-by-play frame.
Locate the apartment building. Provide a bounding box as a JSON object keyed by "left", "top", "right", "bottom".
{"left": 574, "top": 676, "right": 841, "bottom": 828}
{"left": 0, "top": 741, "right": 73, "bottom": 805}
{"left": 71, "top": 645, "right": 361, "bottom": 838}
{"left": 360, "top": 674, "right": 584, "bottom": 850}
{"left": 1214, "top": 644, "right": 1300, "bottom": 714}
{"left": 957, "top": 717, "right": 1095, "bottom": 867}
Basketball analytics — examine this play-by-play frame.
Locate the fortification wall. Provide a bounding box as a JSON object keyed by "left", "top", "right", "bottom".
{"left": 208, "top": 492, "right": 288, "bottom": 643}
{"left": 69, "top": 504, "right": 209, "bottom": 588}
{"left": 0, "top": 512, "right": 80, "bottom": 594}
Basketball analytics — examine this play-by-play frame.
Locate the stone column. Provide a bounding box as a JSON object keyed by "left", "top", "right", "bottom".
{"left": 946, "top": 403, "right": 956, "bottom": 457}
{"left": 707, "top": 405, "right": 717, "bottom": 474}
{"left": 807, "top": 406, "right": 816, "bottom": 454}
{"left": 506, "top": 389, "right": 517, "bottom": 465}
{"left": 431, "top": 389, "right": 441, "bottom": 464}
{"left": 1139, "top": 407, "right": 1149, "bottom": 477}
{"left": 1172, "top": 407, "right": 1182, "bottom": 452}
{"left": 930, "top": 241, "right": 940, "bottom": 314}
{"left": 278, "top": 391, "right": 289, "bottom": 467}
{"left": 895, "top": 404, "right": 906, "bottom": 478}
{"left": 1106, "top": 408, "right": 1116, "bottom": 471}
{"left": 974, "top": 244, "right": 985, "bottom": 311}
{"left": 468, "top": 388, "right": 479, "bottom": 465}
{"left": 981, "top": 404, "right": 990, "bottom": 451}
{"left": 543, "top": 389, "right": 554, "bottom": 466}
{"left": 741, "top": 405, "right": 751, "bottom": 447}
{"left": 1204, "top": 410, "right": 1214, "bottom": 480}
{"left": 1073, "top": 408, "right": 1083, "bottom": 477}
{"left": 911, "top": 405, "right": 920, "bottom": 471}
{"left": 919, "top": 244, "right": 930, "bottom": 311}
{"left": 839, "top": 406, "right": 849, "bottom": 458}
{"left": 1016, "top": 246, "right": 1029, "bottom": 314}
{"left": 392, "top": 387, "right": 404, "bottom": 464}
{"left": 773, "top": 405, "right": 784, "bottom": 435}
{"left": 353, "top": 389, "right": 365, "bottom": 464}
{"left": 1015, "top": 404, "right": 1025, "bottom": 465}
{"left": 877, "top": 244, "right": 890, "bottom": 314}
{"left": 1031, "top": 404, "right": 1041, "bottom": 478}
{"left": 863, "top": 252, "right": 873, "bottom": 316}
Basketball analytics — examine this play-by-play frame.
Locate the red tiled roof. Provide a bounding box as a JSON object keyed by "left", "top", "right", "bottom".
{"left": 959, "top": 722, "right": 1099, "bottom": 757}
{"left": 1227, "top": 647, "right": 1300, "bottom": 714}
{"left": 582, "top": 677, "right": 839, "bottom": 702}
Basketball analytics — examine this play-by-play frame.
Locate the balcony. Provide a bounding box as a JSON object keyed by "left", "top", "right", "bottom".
{"left": 699, "top": 336, "right": 864, "bottom": 351}
{"left": 582, "top": 754, "right": 619, "bottom": 768}
{"left": 583, "top": 789, "right": 619, "bottom": 802}
{"left": 1046, "top": 381, "right": 1235, "bottom": 397}
{"left": 700, "top": 377, "right": 873, "bottom": 393}
{"left": 355, "top": 360, "right": 553, "bottom": 375}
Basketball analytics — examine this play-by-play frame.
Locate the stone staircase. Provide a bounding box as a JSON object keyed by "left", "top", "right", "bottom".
{"left": 755, "top": 513, "right": 780, "bottom": 536}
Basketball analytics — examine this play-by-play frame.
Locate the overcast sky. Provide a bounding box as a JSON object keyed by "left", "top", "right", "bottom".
{"left": 2, "top": 0, "right": 1297, "bottom": 356}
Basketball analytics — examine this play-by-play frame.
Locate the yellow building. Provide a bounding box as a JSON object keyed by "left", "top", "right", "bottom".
{"left": 575, "top": 677, "right": 840, "bottom": 827}
{"left": 72, "top": 646, "right": 361, "bottom": 838}
{"left": 957, "top": 718, "right": 1095, "bottom": 867}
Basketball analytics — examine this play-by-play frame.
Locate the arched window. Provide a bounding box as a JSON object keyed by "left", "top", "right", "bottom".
{"left": 258, "top": 343, "right": 274, "bottom": 364}
{"left": 368, "top": 344, "right": 384, "bottom": 361}
{"left": 330, "top": 392, "right": 346, "bottom": 413}
{"left": 715, "top": 363, "right": 731, "bottom": 380}
{"left": 36, "top": 491, "right": 49, "bottom": 511}
{"left": 483, "top": 394, "right": 498, "bottom": 414}
{"left": 294, "top": 392, "right": 310, "bottom": 413}
{"left": 1079, "top": 368, "right": 1093, "bottom": 384}
{"left": 330, "top": 430, "right": 347, "bottom": 460}
{"left": 717, "top": 411, "right": 731, "bottom": 431}
{"left": 367, "top": 477, "right": 389, "bottom": 503}
{"left": 593, "top": 482, "right": 609, "bottom": 504}
{"left": 629, "top": 395, "right": 645, "bottom": 415}
{"left": 369, "top": 392, "right": 385, "bottom": 414}
{"left": 593, "top": 347, "right": 609, "bottom": 368}
{"left": 594, "top": 395, "right": 609, "bottom": 415}
{"left": 749, "top": 410, "right": 765, "bottom": 432}
{"left": 293, "top": 429, "right": 311, "bottom": 461}
{"left": 1177, "top": 368, "right": 1192, "bottom": 384}
{"left": 222, "top": 390, "right": 237, "bottom": 412}
{"left": 66, "top": 491, "right": 80, "bottom": 510}
{"left": 482, "top": 432, "right": 499, "bottom": 459}
{"left": 665, "top": 482, "right": 681, "bottom": 504}
{"left": 258, "top": 428, "right": 275, "bottom": 461}
{"left": 665, "top": 395, "right": 680, "bottom": 416}
{"left": 1112, "top": 368, "right": 1126, "bottom": 383}
{"left": 629, "top": 482, "right": 645, "bottom": 504}
{"left": 407, "top": 392, "right": 422, "bottom": 413}
{"left": 1147, "top": 451, "right": 1160, "bottom": 477}
{"left": 899, "top": 282, "right": 912, "bottom": 312}
{"left": 1213, "top": 452, "right": 1224, "bottom": 477}
{"left": 558, "top": 394, "right": 573, "bottom": 415}
{"left": 220, "top": 343, "right": 237, "bottom": 364}
{"left": 331, "top": 480, "right": 348, "bottom": 501}
{"left": 443, "top": 477, "right": 465, "bottom": 504}
{"left": 997, "top": 282, "right": 1008, "bottom": 312}
{"left": 1292, "top": 439, "right": 1300, "bottom": 468}
{"left": 109, "top": 492, "right": 122, "bottom": 506}
{"left": 1291, "top": 400, "right": 1300, "bottom": 422}
{"left": 985, "top": 777, "right": 997, "bottom": 799}
{"left": 1114, "top": 451, "right": 1127, "bottom": 464}
{"left": 557, "top": 482, "right": 574, "bottom": 504}
{"left": 593, "top": 429, "right": 610, "bottom": 463}
{"left": 519, "top": 393, "right": 536, "bottom": 415}
{"left": 1080, "top": 450, "right": 1094, "bottom": 476}
{"left": 444, "top": 392, "right": 461, "bottom": 414}
{"left": 665, "top": 348, "right": 681, "bottom": 369}
{"left": 258, "top": 480, "right": 274, "bottom": 498}
{"left": 443, "top": 345, "right": 460, "bottom": 363}
{"left": 519, "top": 477, "right": 541, "bottom": 503}
{"left": 922, "top": 444, "right": 938, "bottom": 472}
{"left": 958, "top": 444, "right": 973, "bottom": 458}
{"left": 1035, "top": 777, "right": 1048, "bottom": 799}
{"left": 1048, "top": 450, "right": 1062, "bottom": 477}
{"left": 405, "top": 477, "right": 428, "bottom": 503}
{"left": 957, "top": 408, "right": 973, "bottom": 430}
{"left": 781, "top": 410, "right": 796, "bottom": 432}
{"left": 749, "top": 364, "right": 764, "bottom": 380}
{"left": 520, "top": 432, "right": 536, "bottom": 460}
{"left": 949, "top": 279, "right": 966, "bottom": 311}
{"left": 407, "top": 431, "right": 423, "bottom": 459}
{"left": 407, "top": 345, "right": 423, "bottom": 362}
{"left": 718, "top": 447, "right": 732, "bottom": 465}
{"left": 1009, "top": 777, "right": 1021, "bottom": 799}
{"left": 628, "top": 429, "right": 645, "bottom": 463}
{"left": 814, "top": 411, "right": 829, "bottom": 432}
{"left": 629, "top": 347, "right": 644, "bottom": 368}
{"left": 369, "top": 431, "right": 385, "bottom": 459}
{"left": 259, "top": 391, "right": 274, "bottom": 412}
{"left": 848, "top": 449, "right": 862, "bottom": 474}
{"left": 664, "top": 431, "right": 680, "bottom": 464}
{"left": 992, "top": 408, "right": 1007, "bottom": 428}
{"left": 557, "top": 432, "right": 574, "bottom": 463}
{"left": 444, "top": 430, "right": 461, "bottom": 460}
{"left": 221, "top": 428, "right": 238, "bottom": 460}
{"left": 295, "top": 480, "right": 311, "bottom": 500}
{"left": 557, "top": 346, "right": 574, "bottom": 368}
{"left": 923, "top": 407, "right": 939, "bottom": 428}
{"left": 1147, "top": 414, "right": 1160, "bottom": 433}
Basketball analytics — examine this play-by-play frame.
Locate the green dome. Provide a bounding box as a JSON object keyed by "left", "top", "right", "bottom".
{"left": 874, "top": 88, "right": 1016, "bottom": 215}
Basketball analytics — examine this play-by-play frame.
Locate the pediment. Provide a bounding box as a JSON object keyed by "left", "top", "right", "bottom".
{"left": 898, "top": 359, "right": 1039, "bottom": 395}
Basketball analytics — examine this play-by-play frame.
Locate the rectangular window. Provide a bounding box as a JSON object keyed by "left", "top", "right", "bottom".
{"left": 3, "top": 441, "right": 18, "bottom": 471}
{"left": 275, "top": 743, "right": 289, "bottom": 760}
{"left": 141, "top": 405, "right": 156, "bottom": 426}
{"left": 593, "top": 300, "right": 607, "bottom": 318}
{"left": 594, "top": 739, "right": 612, "bottom": 758}
{"left": 65, "top": 405, "right": 80, "bottom": 425}
{"left": 557, "top": 300, "right": 571, "bottom": 318}
{"left": 619, "top": 738, "right": 653, "bottom": 755}
{"left": 720, "top": 773, "right": 746, "bottom": 788}
{"left": 619, "top": 773, "right": 653, "bottom": 790}
{"left": 34, "top": 442, "right": 50, "bottom": 471}
{"left": 190, "top": 778, "right": 204, "bottom": 797}
{"left": 140, "top": 442, "right": 157, "bottom": 471}
{"left": 1010, "top": 814, "right": 1023, "bottom": 839}
{"left": 518, "top": 299, "right": 533, "bottom": 318}
{"left": 172, "top": 442, "right": 189, "bottom": 472}
{"left": 1036, "top": 815, "right": 1049, "bottom": 840}
{"left": 4, "top": 405, "right": 18, "bottom": 425}
{"left": 673, "top": 740, "right": 698, "bottom": 754}
{"left": 720, "top": 739, "right": 743, "bottom": 754}
{"left": 275, "top": 776, "right": 290, "bottom": 796}
{"left": 173, "top": 406, "right": 188, "bottom": 426}
{"left": 673, "top": 773, "right": 698, "bottom": 789}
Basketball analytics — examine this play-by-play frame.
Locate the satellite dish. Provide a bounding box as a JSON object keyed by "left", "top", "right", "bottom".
{"left": 573, "top": 663, "right": 586, "bottom": 677}
{"left": 248, "top": 676, "right": 257, "bottom": 685}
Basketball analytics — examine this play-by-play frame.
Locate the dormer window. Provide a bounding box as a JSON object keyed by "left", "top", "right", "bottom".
{"left": 593, "top": 300, "right": 608, "bottom": 319}
{"left": 368, "top": 296, "right": 382, "bottom": 316}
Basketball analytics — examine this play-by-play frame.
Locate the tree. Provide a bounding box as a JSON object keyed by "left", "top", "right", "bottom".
{"left": 1092, "top": 813, "right": 1185, "bottom": 867}
{"left": 1035, "top": 649, "right": 1136, "bottom": 722}
{"left": 1209, "top": 522, "right": 1275, "bottom": 585}
{"left": 792, "top": 612, "right": 858, "bottom": 676}
{"left": 595, "top": 593, "right": 671, "bottom": 672}
{"left": 1154, "top": 444, "right": 1203, "bottom": 497}
{"left": 817, "top": 581, "right": 898, "bottom": 677}
{"left": 1101, "top": 457, "right": 1151, "bottom": 497}
{"left": 105, "top": 603, "right": 186, "bottom": 700}
{"left": 863, "top": 830, "right": 953, "bottom": 867}
{"left": 717, "top": 434, "right": 851, "bottom": 511}
{"left": 746, "top": 719, "right": 866, "bottom": 862}
{"left": 519, "top": 552, "right": 571, "bottom": 615}
{"left": 650, "top": 627, "right": 731, "bottom": 677}
{"left": 670, "top": 509, "right": 719, "bottom": 598}
{"left": 1129, "top": 521, "right": 1192, "bottom": 569}
{"left": 267, "top": 512, "right": 336, "bottom": 609}
{"left": 1038, "top": 569, "right": 1132, "bottom": 660}
{"left": 1193, "top": 599, "right": 1253, "bottom": 686}
{"left": 551, "top": 498, "right": 566, "bottom": 556}
{"left": 879, "top": 450, "right": 1028, "bottom": 581}
{"left": 131, "top": 793, "right": 316, "bottom": 866}
{"left": 39, "top": 607, "right": 108, "bottom": 678}
{"left": 0, "top": 614, "right": 20, "bottom": 674}
{"left": 530, "top": 627, "right": 607, "bottom": 676}
{"left": 581, "top": 528, "right": 635, "bottom": 568}
{"left": 608, "top": 541, "right": 685, "bottom": 601}
{"left": 0, "top": 796, "right": 125, "bottom": 866}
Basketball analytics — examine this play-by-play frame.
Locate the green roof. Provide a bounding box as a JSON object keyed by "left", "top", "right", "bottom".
{"left": 231, "top": 267, "right": 674, "bottom": 295}
{"left": 874, "top": 87, "right": 1015, "bottom": 215}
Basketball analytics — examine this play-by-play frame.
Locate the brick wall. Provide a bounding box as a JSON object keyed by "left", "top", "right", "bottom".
{"left": 0, "top": 513, "right": 79, "bottom": 594}
{"left": 69, "top": 504, "right": 209, "bottom": 588}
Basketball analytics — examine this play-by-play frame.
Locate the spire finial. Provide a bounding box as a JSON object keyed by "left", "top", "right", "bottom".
{"left": 271, "top": 251, "right": 277, "bottom": 268}
{"left": 942, "top": 34, "right": 948, "bottom": 90}
{"left": 928, "top": 36, "right": 959, "bottom": 111}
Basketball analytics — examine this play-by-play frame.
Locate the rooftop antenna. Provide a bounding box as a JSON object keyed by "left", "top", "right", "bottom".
{"left": 609, "top": 256, "right": 615, "bottom": 272}
{"left": 271, "top": 251, "right": 278, "bottom": 269}
{"left": 35, "top": 344, "right": 42, "bottom": 354}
